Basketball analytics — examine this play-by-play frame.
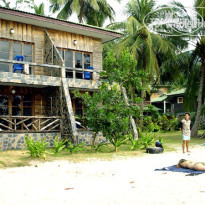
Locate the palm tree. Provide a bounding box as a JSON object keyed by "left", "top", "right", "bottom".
{"left": 34, "top": 3, "right": 45, "bottom": 16}
{"left": 49, "top": 0, "right": 114, "bottom": 26}
{"left": 186, "top": 0, "right": 205, "bottom": 137}
{"left": 83, "top": 0, "right": 114, "bottom": 27}
{"left": 107, "top": 0, "right": 188, "bottom": 129}
{"left": 156, "top": 0, "right": 205, "bottom": 136}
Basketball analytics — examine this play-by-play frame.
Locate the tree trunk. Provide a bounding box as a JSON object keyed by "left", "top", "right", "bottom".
{"left": 120, "top": 86, "right": 138, "bottom": 140}
{"left": 140, "top": 79, "right": 145, "bottom": 131}
{"left": 79, "top": 5, "right": 84, "bottom": 23}
{"left": 91, "top": 132, "right": 97, "bottom": 147}
{"left": 191, "top": 61, "right": 205, "bottom": 137}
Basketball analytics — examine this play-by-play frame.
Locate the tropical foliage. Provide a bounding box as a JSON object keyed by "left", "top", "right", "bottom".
{"left": 49, "top": 0, "right": 115, "bottom": 26}
{"left": 74, "top": 82, "right": 139, "bottom": 151}
{"left": 34, "top": 3, "right": 45, "bottom": 16}
{"left": 53, "top": 136, "right": 67, "bottom": 155}
{"left": 67, "top": 142, "right": 85, "bottom": 154}
{"left": 24, "top": 135, "right": 48, "bottom": 159}
{"left": 106, "top": 0, "right": 188, "bottom": 129}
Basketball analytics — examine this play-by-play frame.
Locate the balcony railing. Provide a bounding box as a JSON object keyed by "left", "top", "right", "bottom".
{"left": 0, "top": 116, "right": 62, "bottom": 132}
{"left": 0, "top": 59, "right": 99, "bottom": 80}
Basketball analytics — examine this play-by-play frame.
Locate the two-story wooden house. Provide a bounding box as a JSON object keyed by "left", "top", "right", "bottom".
{"left": 0, "top": 7, "right": 122, "bottom": 150}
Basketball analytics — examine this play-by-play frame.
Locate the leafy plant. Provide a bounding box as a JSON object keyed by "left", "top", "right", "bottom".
{"left": 67, "top": 142, "right": 85, "bottom": 154}
{"left": 139, "top": 132, "right": 155, "bottom": 149}
{"left": 129, "top": 134, "right": 142, "bottom": 150}
{"left": 129, "top": 131, "right": 155, "bottom": 151}
{"left": 24, "top": 135, "right": 48, "bottom": 159}
{"left": 91, "top": 142, "right": 109, "bottom": 152}
{"left": 53, "top": 136, "right": 67, "bottom": 155}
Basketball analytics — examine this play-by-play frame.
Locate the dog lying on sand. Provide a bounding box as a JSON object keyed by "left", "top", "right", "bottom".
{"left": 177, "top": 159, "right": 205, "bottom": 171}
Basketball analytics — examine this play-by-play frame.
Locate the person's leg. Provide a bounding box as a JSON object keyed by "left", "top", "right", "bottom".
{"left": 182, "top": 140, "right": 186, "bottom": 153}
{"left": 186, "top": 140, "right": 190, "bottom": 152}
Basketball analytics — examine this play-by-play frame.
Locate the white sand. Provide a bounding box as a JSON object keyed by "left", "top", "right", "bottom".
{"left": 0, "top": 146, "right": 205, "bottom": 205}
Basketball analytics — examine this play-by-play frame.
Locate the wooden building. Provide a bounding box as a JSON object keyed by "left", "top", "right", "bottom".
{"left": 0, "top": 7, "right": 122, "bottom": 150}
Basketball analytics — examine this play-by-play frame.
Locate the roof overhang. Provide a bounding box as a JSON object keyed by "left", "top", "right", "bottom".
{"left": 0, "top": 7, "right": 123, "bottom": 43}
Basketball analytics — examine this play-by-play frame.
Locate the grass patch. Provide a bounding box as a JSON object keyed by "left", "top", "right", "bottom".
{"left": 0, "top": 130, "right": 204, "bottom": 169}
{"left": 153, "top": 130, "right": 205, "bottom": 151}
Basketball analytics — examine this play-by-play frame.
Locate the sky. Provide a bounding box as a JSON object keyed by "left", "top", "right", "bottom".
{"left": 32, "top": 0, "right": 195, "bottom": 26}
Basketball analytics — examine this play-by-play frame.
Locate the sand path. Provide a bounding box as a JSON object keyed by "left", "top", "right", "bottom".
{"left": 0, "top": 146, "right": 205, "bottom": 205}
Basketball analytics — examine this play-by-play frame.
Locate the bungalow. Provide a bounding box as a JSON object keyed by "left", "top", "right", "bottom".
{"left": 0, "top": 7, "right": 122, "bottom": 150}
{"left": 151, "top": 89, "right": 186, "bottom": 114}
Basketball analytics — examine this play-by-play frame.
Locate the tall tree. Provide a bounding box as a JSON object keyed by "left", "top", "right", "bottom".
{"left": 107, "top": 0, "right": 188, "bottom": 129}
{"left": 152, "top": 0, "right": 205, "bottom": 136}
{"left": 187, "top": 0, "right": 205, "bottom": 136}
{"left": 49, "top": 0, "right": 114, "bottom": 26}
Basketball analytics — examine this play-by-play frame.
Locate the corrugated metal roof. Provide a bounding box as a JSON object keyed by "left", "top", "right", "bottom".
{"left": 151, "top": 95, "right": 167, "bottom": 103}
{"left": 167, "top": 89, "right": 186, "bottom": 96}
{"left": 0, "top": 6, "right": 123, "bottom": 43}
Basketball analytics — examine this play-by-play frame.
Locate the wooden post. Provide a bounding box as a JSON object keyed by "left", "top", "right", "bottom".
{"left": 163, "top": 100, "right": 166, "bottom": 113}
{"left": 93, "top": 71, "right": 97, "bottom": 81}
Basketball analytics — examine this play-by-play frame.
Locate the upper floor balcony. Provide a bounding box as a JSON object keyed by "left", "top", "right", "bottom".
{"left": 0, "top": 58, "right": 100, "bottom": 89}
{"left": 0, "top": 37, "right": 100, "bottom": 90}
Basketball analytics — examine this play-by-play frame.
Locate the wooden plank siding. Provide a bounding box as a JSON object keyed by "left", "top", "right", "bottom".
{"left": 0, "top": 19, "right": 103, "bottom": 76}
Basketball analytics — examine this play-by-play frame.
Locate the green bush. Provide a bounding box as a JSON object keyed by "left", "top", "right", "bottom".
{"left": 169, "top": 116, "right": 179, "bottom": 131}
{"left": 67, "top": 142, "right": 85, "bottom": 154}
{"left": 140, "top": 132, "right": 155, "bottom": 148}
{"left": 161, "top": 115, "right": 170, "bottom": 131}
{"left": 129, "top": 132, "right": 155, "bottom": 150}
{"left": 24, "top": 135, "right": 48, "bottom": 159}
{"left": 53, "top": 136, "right": 67, "bottom": 155}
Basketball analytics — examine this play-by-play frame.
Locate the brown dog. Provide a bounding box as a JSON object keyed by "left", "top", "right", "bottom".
{"left": 177, "top": 159, "right": 205, "bottom": 171}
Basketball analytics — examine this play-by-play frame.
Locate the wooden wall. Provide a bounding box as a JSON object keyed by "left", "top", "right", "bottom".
{"left": 0, "top": 19, "right": 103, "bottom": 75}
{"left": 47, "top": 28, "right": 102, "bottom": 72}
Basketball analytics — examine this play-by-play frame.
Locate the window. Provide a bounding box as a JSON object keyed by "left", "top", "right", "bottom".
{"left": 13, "top": 42, "right": 22, "bottom": 59}
{"left": 84, "top": 54, "right": 90, "bottom": 69}
{"left": 65, "top": 51, "right": 73, "bottom": 67}
{"left": 75, "top": 52, "right": 82, "bottom": 68}
{"left": 57, "top": 48, "right": 92, "bottom": 69}
{"left": 71, "top": 92, "right": 92, "bottom": 127}
{"left": 58, "top": 48, "right": 92, "bottom": 79}
{"left": 177, "top": 97, "right": 183, "bottom": 104}
{"left": 0, "top": 95, "right": 9, "bottom": 115}
{"left": 0, "top": 41, "right": 10, "bottom": 72}
{"left": 23, "top": 44, "right": 32, "bottom": 62}
{"left": 0, "top": 39, "right": 33, "bottom": 73}
{"left": 0, "top": 94, "right": 32, "bottom": 116}
{"left": 0, "top": 93, "right": 33, "bottom": 130}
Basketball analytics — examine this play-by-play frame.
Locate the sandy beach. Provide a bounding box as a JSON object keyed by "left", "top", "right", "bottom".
{"left": 0, "top": 146, "right": 205, "bottom": 205}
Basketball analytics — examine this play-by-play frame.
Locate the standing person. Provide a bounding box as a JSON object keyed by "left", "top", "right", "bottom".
{"left": 179, "top": 113, "right": 191, "bottom": 153}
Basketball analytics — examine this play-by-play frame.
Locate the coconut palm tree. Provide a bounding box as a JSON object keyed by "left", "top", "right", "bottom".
{"left": 34, "top": 3, "right": 45, "bottom": 16}
{"left": 156, "top": 0, "right": 205, "bottom": 136}
{"left": 107, "top": 0, "right": 188, "bottom": 129}
{"left": 186, "top": 0, "right": 205, "bottom": 136}
{"left": 49, "top": 0, "right": 114, "bottom": 25}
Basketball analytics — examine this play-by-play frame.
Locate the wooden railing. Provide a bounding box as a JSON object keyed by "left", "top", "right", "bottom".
{"left": 0, "top": 59, "right": 99, "bottom": 80}
{"left": 0, "top": 116, "right": 62, "bottom": 132}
